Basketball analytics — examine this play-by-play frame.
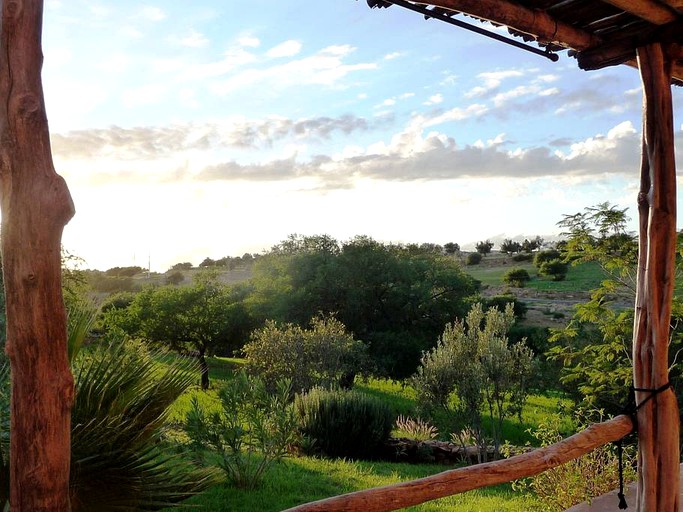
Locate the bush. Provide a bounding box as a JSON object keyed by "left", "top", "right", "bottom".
{"left": 483, "top": 295, "right": 528, "bottom": 319}
{"left": 466, "top": 252, "right": 482, "bottom": 265}
{"left": 243, "top": 316, "right": 367, "bottom": 393}
{"left": 503, "top": 268, "right": 531, "bottom": 287}
{"left": 185, "top": 372, "right": 298, "bottom": 489}
{"left": 511, "top": 253, "right": 533, "bottom": 262}
{"left": 294, "top": 388, "right": 394, "bottom": 459}
{"left": 515, "top": 416, "right": 635, "bottom": 511}
{"left": 539, "top": 259, "right": 569, "bottom": 281}
{"left": 534, "top": 249, "right": 561, "bottom": 267}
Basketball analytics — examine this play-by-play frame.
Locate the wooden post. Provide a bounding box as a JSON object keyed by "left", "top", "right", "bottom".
{"left": 633, "top": 42, "right": 680, "bottom": 512}
{"left": 0, "top": 1, "right": 75, "bottom": 510}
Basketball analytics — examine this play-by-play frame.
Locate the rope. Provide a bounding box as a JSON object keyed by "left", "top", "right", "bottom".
{"left": 614, "top": 381, "right": 673, "bottom": 510}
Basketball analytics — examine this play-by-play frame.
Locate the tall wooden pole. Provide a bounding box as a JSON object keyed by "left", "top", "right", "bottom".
{"left": 633, "top": 41, "right": 680, "bottom": 512}
{"left": 0, "top": 0, "right": 75, "bottom": 510}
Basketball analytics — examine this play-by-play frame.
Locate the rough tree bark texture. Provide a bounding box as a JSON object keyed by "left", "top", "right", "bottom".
{"left": 633, "top": 42, "right": 680, "bottom": 512}
{"left": 0, "top": 0, "right": 75, "bottom": 510}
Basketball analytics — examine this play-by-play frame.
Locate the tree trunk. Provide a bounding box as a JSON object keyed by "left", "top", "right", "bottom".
{"left": 0, "top": 1, "right": 75, "bottom": 510}
{"left": 633, "top": 42, "right": 680, "bottom": 512}
{"left": 198, "top": 347, "right": 210, "bottom": 390}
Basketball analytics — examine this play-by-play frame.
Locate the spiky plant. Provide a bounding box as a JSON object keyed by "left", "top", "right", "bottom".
{"left": 0, "top": 300, "right": 215, "bottom": 511}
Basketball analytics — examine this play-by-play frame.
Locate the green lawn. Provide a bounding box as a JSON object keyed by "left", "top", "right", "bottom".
{"left": 165, "top": 456, "right": 545, "bottom": 512}
{"left": 465, "top": 259, "right": 606, "bottom": 292}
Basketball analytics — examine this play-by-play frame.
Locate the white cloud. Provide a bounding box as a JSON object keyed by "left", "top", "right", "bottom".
{"left": 180, "top": 30, "right": 209, "bottom": 48}
{"left": 384, "top": 52, "right": 402, "bottom": 60}
{"left": 267, "top": 40, "right": 303, "bottom": 58}
{"left": 139, "top": 6, "right": 166, "bottom": 22}
{"left": 424, "top": 93, "right": 443, "bottom": 105}
{"left": 239, "top": 36, "right": 260, "bottom": 48}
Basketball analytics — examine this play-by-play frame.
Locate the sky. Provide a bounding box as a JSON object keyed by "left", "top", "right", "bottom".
{"left": 42, "top": 0, "right": 683, "bottom": 272}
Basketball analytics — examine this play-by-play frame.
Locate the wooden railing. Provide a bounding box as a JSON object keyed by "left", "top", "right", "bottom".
{"left": 284, "top": 415, "right": 634, "bottom": 512}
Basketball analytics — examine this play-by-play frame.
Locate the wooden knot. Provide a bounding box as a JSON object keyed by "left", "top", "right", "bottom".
{"left": 4, "top": 0, "right": 22, "bottom": 18}
{"left": 16, "top": 93, "right": 41, "bottom": 116}
{"left": 25, "top": 272, "right": 36, "bottom": 284}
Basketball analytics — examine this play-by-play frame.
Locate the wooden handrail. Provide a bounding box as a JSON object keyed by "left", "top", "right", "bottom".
{"left": 284, "top": 414, "right": 634, "bottom": 512}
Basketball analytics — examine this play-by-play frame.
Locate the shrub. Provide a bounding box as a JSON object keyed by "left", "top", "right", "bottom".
{"left": 539, "top": 259, "right": 569, "bottom": 281}
{"left": 534, "top": 249, "right": 561, "bottom": 267}
{"left": 503, "top": 268, "right": 531, "bottom": 287}
{"left": 515, "top": 416, "right": 635, "bottom": 511}
{"left": 483, "top": 295, "right": 528, "bottom": 319}
{"left": 511, "top": 253, "right": 533, "bottom": 262}
{"left": 466, "top": 252, "right": 482, "bottom": 265}
{"left": 185, "top": 372, "right": 297, "bottom": 489}
{"left": 243, "top": 316, "right": 367, "bottom": 393}
{"left": 294, "top": 388, "right": 394, "bottom": 459}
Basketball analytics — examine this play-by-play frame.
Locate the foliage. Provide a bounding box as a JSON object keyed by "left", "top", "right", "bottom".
{"left": 168, "top": 455, "right": 545, "bottom": 512}
{"left": 185, "top": 372, "right": 297, "bottom": 489}
{"left": 166, "top": 271, "right": 185, "bottom": 285}
{"left": 538, "top": 259, "right": 569, "bottom": 281}
{"left": 247, "top": 234, "right": 478, "bottom": 379}
{"left": 547, "top": 203, "right": 641, "bottom": 415}
{"left": 294, "top": 387, "right": 394, "bottom": 460}
{"left": 511, "top": 253, "right": 533, "bottom": 262}
{"left": 482, "top": 295, "right": 527, "bottom": 320}
{"left": 475, "top": 240, "right": 494, "bottom": 256}
{"left": 466, "top": 252, "right": 483, "bottom": 265}
{"left": 70, "top": 338, "right": 215, "bottom": 511}
{"left": 171, "top": 262, "right": 193, "bottom": 270}
{"left": 500, "top": 239, "right": 522, "bottom": 255}
{"left": 443, "top": 242, "right": 460, "bottom": 254}
{"left": 105, "top": 266, "right": 145, "bottom": 277}
{"left": 242, "top": 315, "right": 368, "bottom": 393}
{"left": 521, "top": 237, "right": 544, "bottom": 253}
{"left": 394, "top": 415, "right": 438, "bottom": 441}
{"left": 514, "top": 416, "right": 635, "bottom": 511}
{"left": 503, "top": 268, "right": 531, "bottom": 287}
{"left": 105, "top": 272, "right": 254, "bottom": 388}
{"left": 412, "top": 303, "right": 534, "bottom": 460}
{"left": 533, "top": 249, "right": 561, "bottom": 267}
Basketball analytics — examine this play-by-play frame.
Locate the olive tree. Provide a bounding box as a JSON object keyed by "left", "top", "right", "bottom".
{"left": 412, "top": 303, "right": 534, "bottom": 461}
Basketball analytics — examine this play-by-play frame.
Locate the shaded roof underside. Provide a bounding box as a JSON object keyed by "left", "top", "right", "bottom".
{"left": 373, "top": 0, "right": 683, "bottom": 84}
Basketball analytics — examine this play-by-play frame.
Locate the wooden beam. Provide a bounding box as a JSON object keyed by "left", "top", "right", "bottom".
{"left": 577, "top": 20, "right": 683, "bottom": 70}
{"left": 633, "top": 42, "right": 680, "bottom": 512}
{"left": 0, "top": 0, "right": 75, "bottom": 510}
{"left": 600, "top": 0, "right": 678, "bottom": 24}
{"left": 415, "top": 0, "right": 600, "bottom": 50}
{"left": 284, "top": 415, "right": 634, "bottom": 512}
{"left": 659, "top": 0, "right": 683, "bottom": 12}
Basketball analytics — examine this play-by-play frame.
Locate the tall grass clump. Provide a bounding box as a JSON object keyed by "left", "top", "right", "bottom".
{"left": 294, "top": 388, "right": 394, "bottom": 459}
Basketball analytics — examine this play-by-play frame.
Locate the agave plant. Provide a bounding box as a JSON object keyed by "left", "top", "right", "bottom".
{"left": 0, "top": 299, "right": 215, "bottom": 511}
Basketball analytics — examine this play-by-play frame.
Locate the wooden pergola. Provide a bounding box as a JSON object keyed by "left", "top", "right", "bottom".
{"left": 285, "top": 1, "right": 683, "bottom": 511}
{"left": 0, "top": 0, "right": 680, "bottom": 510}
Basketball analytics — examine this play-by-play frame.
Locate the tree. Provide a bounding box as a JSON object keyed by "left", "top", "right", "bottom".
{"left": 475, "top": 240, "right": 494, "bottom": 256}
{"left": 503, "top": 268, "right": 531, "bottom": 287}
{"left": 412, "top": 304, "right": 533, "bottom": 460}
{"left": 538, "top": 259, "right": 569, "bottom": 281}
{"left": 107, "top": 273, "right": 253, "bottom": 389}
{"left": 0, "top": 3, "right": 75, "bottom": 507}
{"left": 166, "top": 271, "right": 185, "bottom": 285}
{"left": 242, "top": 315, "right": 367, "bottom": 393}
{"left": 500, "top": 239, "right": 522, "bottom": 255}
{"left": 444, "top": 242, "right": 460, "bottom": 255}
{"left": 548, "top": 203, "right": 683, "bottom": 418}
{"left": 247, "top": 235, "right": 478, "bottom": 379}
{"left": 171, "top": 262, "right": 193, "bottom": 271}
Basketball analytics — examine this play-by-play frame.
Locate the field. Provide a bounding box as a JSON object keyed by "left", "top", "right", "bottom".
{"left": 162, "top": 357, "right": 574, "bottom": 512}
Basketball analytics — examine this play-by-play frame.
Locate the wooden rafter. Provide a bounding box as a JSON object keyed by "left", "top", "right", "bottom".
{"left": 416, "top": 0, "right": 600, "bottom": 49}
{"left": 599, "top": 0, "right": 678, "bottom": 24}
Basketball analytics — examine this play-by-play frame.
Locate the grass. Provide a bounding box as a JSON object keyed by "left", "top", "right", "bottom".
{"left": 164, "top": 456, "right": 545, "bottom": 512}
{"left": 162, "top": 356, "right": 573, "bottom": 511}
{"left": 465, "top": 258, "right": 606, "bottom": 293}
